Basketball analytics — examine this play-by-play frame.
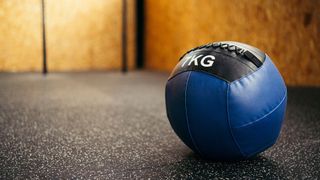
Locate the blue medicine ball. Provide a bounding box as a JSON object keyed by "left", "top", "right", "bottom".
{"left": 165, "top": 41, "right": 287, "bottom": 160}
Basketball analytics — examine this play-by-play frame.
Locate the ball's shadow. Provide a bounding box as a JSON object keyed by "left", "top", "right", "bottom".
{"left": 164, "top": 152, "right": 285, "bottom": 179}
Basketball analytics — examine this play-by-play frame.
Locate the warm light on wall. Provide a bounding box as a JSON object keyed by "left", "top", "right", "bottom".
{"left": 0, "top": 0, "right": 136, "bottom": 72}
{"left": 46, "top": 0, "right": 122, "bottom": 71}
{"left": 144, "top": 0, "right": 320, "bottom": 86}
{"left": 0, "top": 0, "right": 42, "bottom": 72}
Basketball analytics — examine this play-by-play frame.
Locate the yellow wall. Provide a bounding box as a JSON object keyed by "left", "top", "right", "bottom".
{"left": 0, "top": 0, "right": 135, "bottom": 72}
{"left": 144, "top": 0, "right": 320, "bottom": 86}
{"left": 1, "top": 0, "right": 319, "bottom": 86}
{"left": 0, "top": 0, "right": 42, "bottom": 72}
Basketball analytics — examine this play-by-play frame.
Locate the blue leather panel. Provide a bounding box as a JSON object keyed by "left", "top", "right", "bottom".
{"left": 228, "top": 55, "right": 287, "bottom": 156}
{"left": 186, "top": 71, "right": 243, "bottom": 159}
{"left": 231, "top": 96, "right": 287, "bottom": 156}
{"left": 166, "top": 55, "right": 287, "bottom": 159}
{"left": 228, "top": 55, "right": 287, "bottom": 128}
{"left": 165, "top": 72, "right": 198, "bottom": 152}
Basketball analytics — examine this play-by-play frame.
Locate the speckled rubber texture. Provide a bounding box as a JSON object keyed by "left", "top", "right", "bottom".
{"left": 0, "top": 72, "right": 319, "bottom": 179}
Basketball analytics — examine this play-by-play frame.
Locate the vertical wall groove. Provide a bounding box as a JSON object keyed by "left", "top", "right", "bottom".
{"left": 41, "top": 0, "right": 47, "bottom": 74}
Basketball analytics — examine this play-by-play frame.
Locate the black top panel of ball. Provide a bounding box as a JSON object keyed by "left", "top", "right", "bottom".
{"left": 169, "top": 41, "right": 266, "bottom": 82}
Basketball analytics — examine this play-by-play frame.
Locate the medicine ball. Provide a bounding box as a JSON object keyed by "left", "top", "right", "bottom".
{"left": 165, "top": 41, "right": 287, "bottom": 160}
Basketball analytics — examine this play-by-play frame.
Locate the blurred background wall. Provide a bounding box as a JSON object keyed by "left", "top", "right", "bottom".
{"left": 144, "top": 0, "right": 320, "bottom": 86}
{"left": 0, "top": 0, "right": 42, "bottom": 72}
{"left": 0, "top": 0, "right": 135, "bottom": 72}
{"left": 0, "top": 0, "right": 319, "bottom": 86}
{"left": 46, "top": 0, "right": 136, "bottom": 71}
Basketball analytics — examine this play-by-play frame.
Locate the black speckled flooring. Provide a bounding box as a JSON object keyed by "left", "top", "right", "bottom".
{"left": 0, "top": 72, "right": 319, "bottom": 179}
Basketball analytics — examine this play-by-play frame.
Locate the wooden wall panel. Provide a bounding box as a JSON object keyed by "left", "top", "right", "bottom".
{"left": 0, "top": 0, "right": 42, "bottom": 72}
{"left": 127, "top": 0, "right": 136, "bottom": 70}
{"left": 145, "top": 0, "right": 320, "bottom": 86}
{"left": 0, "top": 0, "right": 135, "bottom": 72}
{"left": 46, "top": 0, "right": 121, "bottom": 71}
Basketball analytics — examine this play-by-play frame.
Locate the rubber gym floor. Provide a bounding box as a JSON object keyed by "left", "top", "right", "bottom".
{"left": 0, "top": 72, "right": 319, "bottom": 179}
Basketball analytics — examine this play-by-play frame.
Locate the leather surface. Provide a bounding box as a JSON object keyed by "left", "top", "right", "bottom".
{"left": 231, "top": 96, "right": 287, "bottom": 157}
{"left": 165, "top": 71, "right": 199, "bottom": 153}
{"left": 228, "top": 55, "right": 287, "bottom": 127}
{"left": 165, "top": 49, "right": 287, "bottom": 159}
{"left": 169, "top": 41, "right": 266, "bottom": 82}
{"left": 228, "top": 55, "right": 287, "bottom": 156}
{"left": 185, "top": 71, "right": 243, "bottom": 159}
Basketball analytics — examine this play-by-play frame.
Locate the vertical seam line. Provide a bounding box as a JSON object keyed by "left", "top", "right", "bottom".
{"left": 184, "top": 72, "right": 204, "bottom": 156}
{"left": 226, "top": 83, "right": 246, "bottom": 157}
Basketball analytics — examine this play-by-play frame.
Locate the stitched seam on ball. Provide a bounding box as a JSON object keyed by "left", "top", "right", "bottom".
{"left": 167, "top": 70, "right": 231, "bottom": 83}
{"left": 184, "top": 71, "right": 204, "bottom": 156}
{"left": 226, "top": 84, "right": 245, "bottom": 157}
{"left": 179, "top": 44, "right": 261, "bottom": 71}
{"left": 230, "top": 54, "right": 268, "bottom": 84}
{"left": 200, "top": 50, "right": 256, "bottom": 71}
{"left": 233, "top": 92, "right": 287, "bottom": 129}
{"left": 170, "top": 54, "right": 267, "bottom": 83}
